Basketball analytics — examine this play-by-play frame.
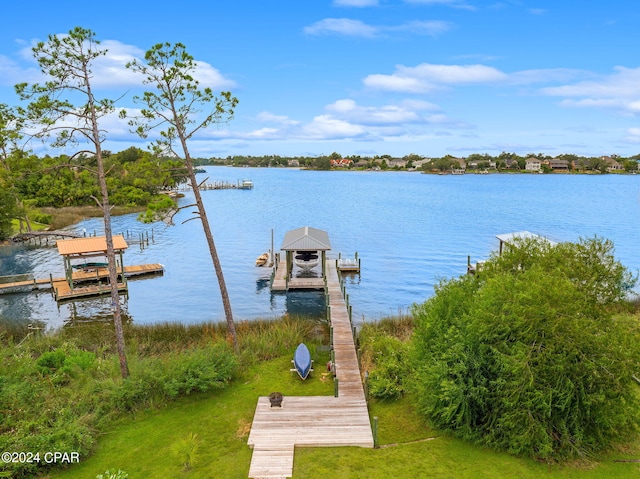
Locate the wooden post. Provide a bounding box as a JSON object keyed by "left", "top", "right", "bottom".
{"left": 364, "top": 370, "right": 369, "bottom": 398}
{"left": 373, "top": 416, "right": 379, "bottom": 448}
{"left": 334, "top": 377, "right": 339, "bottom": 397}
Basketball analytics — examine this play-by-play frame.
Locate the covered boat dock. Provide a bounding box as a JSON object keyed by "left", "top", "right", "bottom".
{"left": 271, "top": 226, "right": 332, "bottom": 291}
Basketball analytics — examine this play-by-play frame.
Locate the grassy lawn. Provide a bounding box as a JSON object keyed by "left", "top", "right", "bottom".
{"left": 44, "top": 351, "right": 640, "bottom": 479}
{"left": 11, "top": 219, "right": 48, "bottom": 235}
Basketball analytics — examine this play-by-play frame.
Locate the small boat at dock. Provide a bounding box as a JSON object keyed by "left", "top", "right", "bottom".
{"left": 255, "top": 251, "right": 271, "bottom": 267}
{"left": 292, "top": 343, "right": 313, "bottom": 380}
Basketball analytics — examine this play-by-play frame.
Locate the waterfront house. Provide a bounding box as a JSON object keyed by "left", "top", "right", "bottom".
{"left": 451, "top": 157, "right": 467, "bottom": 171}
{"left": 547, "top": 158, "right": 570, "bottom": 171}
{"left": 388, "top": 158, "right": 407, "bottom": 169}
{"left": 525, "top": 158, "right": 542, "bottom": 172}
{"left": 330, "top": 158, "right": 353, "bottom": 168}
{"left": 288, "top": 159, "right": 300, "bottom": 167}
{"left": 602, "top": 156, "right": 623, "bottom": 172}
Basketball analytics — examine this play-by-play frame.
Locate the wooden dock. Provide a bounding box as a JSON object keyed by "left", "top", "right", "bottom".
{"left": 247, "top": 261, "right": 373, "bottom": 478}
{"left": 0, "top": 263, "right": 164, "bottom": 300}
{"left": 271, "top": 255, "right": 360, "bottom": 292}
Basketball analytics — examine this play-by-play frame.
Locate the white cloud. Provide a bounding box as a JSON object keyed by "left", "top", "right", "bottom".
{"left": 325, "top": 98, "right": 439, "bottom": 125}
{"left": 301, "top": 115, "right": 371, "bottom": 140}
{"left": 255, "top": 111, "right": 300, "bottom": 125}
{"left": 333, "top": 0, "right": 378, "bottom": 6}
{"left": 0, "top": 38, "right": 235, "bottom": 91}
{"left": 364, "top": 63, "right": 507, "bottom": 92}
{"left": 541, "top": 66, "right": 640, "bottom": 114}
{"left": 363, "top": 63, "right": 596, "bottom": 93}
{"left": 304, "top": 18, "right": 378, "bottom": 37}
{"left": 624, "top": 127, "right": 640, "bottom": 143}
{"left": 192, "top": 60, "right": 237, "bottom": 90}
{"left": 388, "top": 20, "right": 453, "bottom": 36}
{"left": 304, "top": 18, "right": 452, "bottom": 39}
{"left": 216, "top": 98, "right": 461, "bottom": 144}
{"left": 403, "top": 0, "right": 476, "bottom": 10}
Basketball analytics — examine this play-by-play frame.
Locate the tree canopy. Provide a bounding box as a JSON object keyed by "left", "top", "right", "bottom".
{"left": 412, "top": 236, "right": 640, "bottom": 460}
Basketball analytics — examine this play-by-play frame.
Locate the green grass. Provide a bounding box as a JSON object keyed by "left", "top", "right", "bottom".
{"left": 44, "top": 354, "right": 640, "bottom": 479}
{"left": 46, "top": 351, "right": 333, "bottom": 479}
{"left": 11, "top": 219, "right": 48, "bottom": 235}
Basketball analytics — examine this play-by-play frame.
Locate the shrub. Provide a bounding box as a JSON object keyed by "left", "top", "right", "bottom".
{"left": 359, "top": 325, "right": 412, "bottom": 400}
{"left": 412, "top": 237, "right": 640, "bottom": 460}
{"left": 171, "top": 432, "right": 200, "bottom": 471}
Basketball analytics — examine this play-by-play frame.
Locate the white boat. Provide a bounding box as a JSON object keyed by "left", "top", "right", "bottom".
{"left": 294, "top": 251, "right": 319, "bottom": 270}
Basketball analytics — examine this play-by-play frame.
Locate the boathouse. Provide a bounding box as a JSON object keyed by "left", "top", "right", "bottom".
{"left": 281, "top": 226, "right": 331, "bottom": 275}
{"left": 54, "top": 235, "right": 128, "bottom": 300}
{"left": 271, "top": 226, "right": 331, "bottom": 291}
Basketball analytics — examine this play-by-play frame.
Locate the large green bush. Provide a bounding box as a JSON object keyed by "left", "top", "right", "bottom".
{"left": 412, "top": 237, "right": 640, "bottom": 461}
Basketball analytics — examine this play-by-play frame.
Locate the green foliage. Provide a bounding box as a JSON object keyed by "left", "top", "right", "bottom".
{"left": 3, "top": 147, "right": 186, "bottom": 209}
{"left": 359, "top": 325, "right": 412, "bottom": 399}
{"left": 137, "top": 195, "right": 177, "bottom": 223}
{"left": 0, "top": 188, "right": 17, "bottom": 240}
{"left": 412, "top": 237, "right": 640, "bottom": 461}
{"left": 311, "top": 157, "right": 331, "bottom": 170}
{"left": 36, "top": 349, "right": 67, "bottom": 373}
{"left": 0, "top": 336, "right": 236, "bottom": 478}
{"left": 171, "top": 432, "right": 200, "bottom": 471}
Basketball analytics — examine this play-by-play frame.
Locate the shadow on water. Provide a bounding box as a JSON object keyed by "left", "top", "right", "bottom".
{"left": 284, "top": 290, "right": 326, "bottom": 319}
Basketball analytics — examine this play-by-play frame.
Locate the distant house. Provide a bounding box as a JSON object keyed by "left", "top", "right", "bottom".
{"left": 525, "top": 158, "right": 542, "bottom": 171}
{"left": 388, "top": 158, "right": 407, "bottom": 169}
{"left": 505, "top": 158, "right": 520, "bottom": 169}
{"left": 451, "top": 157, "right": 467, "bottom": 170}
{"left": 412, "top": 159, "right": 429, "bottom": 170}
{"left": 354, "top": 159, "right": 369, "bottom": 168}
{"left": 330, "top": 158, "right": 353, "bottom": 168}
{"left": 288, "top": 159, "right": 300, "bottom": 167}
{"left": 467, "top": 159, "right": 496, "bottom": 169}
{"left": 547, "top": 158, "right": 569, "bottom": 171}
{"left": 602, "top": 156, "right": 623, "bottom": 172}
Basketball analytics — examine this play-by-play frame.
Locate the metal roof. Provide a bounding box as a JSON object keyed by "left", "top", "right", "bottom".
{"left": 280, "top": 226, "right": 331, "bottom": 251}
{"left": 496, "top": 231, "right": 557, "bottom": 247}
{"left": 56, "top": 235, "right": 128, "bottom": 256}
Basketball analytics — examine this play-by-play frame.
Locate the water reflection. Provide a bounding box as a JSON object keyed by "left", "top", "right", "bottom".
{"left": 284, "top": 290, "right": 326, "bottom": 319}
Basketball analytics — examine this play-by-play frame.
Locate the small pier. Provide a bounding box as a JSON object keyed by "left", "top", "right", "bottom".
{"left": 0, "top": 264, "right": 164, "bottom": 299}
{"left": 177, "top": 179, "right": 253, "bottom": 191}
{"left": 247, "top": 260, "right": 373, "bottom": 478}
{"left": 0, "top": 235, "right": 163, "bottom": 301}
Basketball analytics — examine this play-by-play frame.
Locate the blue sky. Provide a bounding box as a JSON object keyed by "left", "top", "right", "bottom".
{"left": 1, "top": 0, "right": 640, "bottom": 158}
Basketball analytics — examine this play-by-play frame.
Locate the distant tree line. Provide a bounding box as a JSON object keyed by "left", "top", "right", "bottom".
{"left": 194, "top": 151, "right": 640, "bottom": 173}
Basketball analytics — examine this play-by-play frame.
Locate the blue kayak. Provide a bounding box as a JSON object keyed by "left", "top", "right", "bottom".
{"left": 293, "top": 343, "right": 312, "bottom": 380}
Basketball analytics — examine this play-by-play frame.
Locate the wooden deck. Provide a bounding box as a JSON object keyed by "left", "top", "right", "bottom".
{"left": 270, "top": 258, "right": 325, "bottom": 291}
{"left": 247, "top": 261, "right": 373, "bottom": 478}
{"left": 0, "top": 263, "right": 164, "bottom": 298}
{"left": 52, "top": 279, "right": 128, "bottom": 301}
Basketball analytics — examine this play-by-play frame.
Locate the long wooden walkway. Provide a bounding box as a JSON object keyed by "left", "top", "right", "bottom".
{"left": 247, "top": 261, "right": 373, "bottom": 478}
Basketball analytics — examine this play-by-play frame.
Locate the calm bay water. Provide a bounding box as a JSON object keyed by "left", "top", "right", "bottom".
{"left": 1, "top": 167, "right": 639, "bottom": 331}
